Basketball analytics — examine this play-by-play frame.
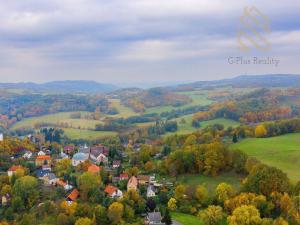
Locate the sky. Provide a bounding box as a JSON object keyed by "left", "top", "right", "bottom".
{"left": 0, "top": 0, "right": 299, "bottom": 86}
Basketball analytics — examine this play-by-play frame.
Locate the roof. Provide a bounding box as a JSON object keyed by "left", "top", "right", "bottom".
{"left": 48, "top": 173, "right": 56, "bottom": 180}
{"left": 127, "top": 176, "right": 138, "bottom": 187}
{"left": 67, "top": 189, "right": 79, "bottom": 201}
{"left": 64, "top": 145, "right": 75, "bottom": 151}
{"left": 137, "top": 175, "right": 150, "bottom": 182}
{"left": 36, "top": 155, "right": 51, "bottom": 161}
{"left": 72, "top": 153, "right": 89, "bottom": 161}
{"left": 8, "top": 165, "right": 23, "bottom": 172}
{"left": 57, "top": 179, "right": 67, "bottom": 187}
{"left": 87, "top": 164, "right": 101, "bottom": 173}
{"left": 104, "top": 185, "right": 118, "bottom": 196}
{"left": 120, "top": 173, "right": 129, "bottom": 179}
{"left": 113, "top": 160, "right": 121, "bottom": 166}
{"left": 148, "top": 212, "right": 162, "bottom": 222}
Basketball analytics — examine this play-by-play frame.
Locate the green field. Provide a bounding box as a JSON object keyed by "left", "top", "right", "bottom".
{"left": 62, "top": 128, "right": 117, "bottom": 140}
{"left": 173, "top": 172, "right": 242, "bottom": 194}
{"left": 200, "top": 118, "right": 240, "bottom": 129}
{"left": 171, "top": 212, "right": 203, "bottom": 225}
{"left": 108, "top": 99, "right": 138, "bottom": 118}
{"left": 231, "top": 133, "right": 300, "bottom": 181}
{"left": 145, "top": 91, "right": 213, "bottom": 114}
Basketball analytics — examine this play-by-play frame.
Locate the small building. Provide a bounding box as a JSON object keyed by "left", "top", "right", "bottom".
{"left": 87, "top": 164, "right": 101, "bottom": 173}
{"left": 120, "top": 172, "right": 129, "bottom": 181}
{"left": 64, "top": 145, "right": 75, "bottom": 155}
{"left": 147, "top": 185, "right": 156, "bottom": 198}
{"left": 104, "top": 185, "right": 123, "bottom": 198}
{"left": 112, "top": 176, "right": 120, "bottom": 183}
{"left": 7, "top": 165, "right": 24, "bottom": 177}
{"left": 127, "top": 176, "right": 138, "bottom": 191}
{"left": 146, "top": 212, "right": 165, "bottom": 225}
{"left": 72, "top": 153, "right": 89, "bottom": 166}
{"left": 112, "top": 160, "right": 121, "bottom": 169}
{"left": 37, "top": 150, "right": 46, "bottom": 156}
{"left": 0, "top": 133, "right": 3, "bottom": 142}
{"left": 23, "top": 150, "right": 33, "bottom": 159}
{"left": 57, "top": 179, "right": 73, "bottom": 191}
{"left": 47, "top": 173, "right": 58, "bottom": 185}
{"left": 67, "top": 189, "right": 79, "bottom": 201}
{"left": 137, "top": 175, "right": 150, "bottom": 185}
{"left": 36, "top": 169, "right": 50, "bottom": 178}
{"left": 1, "top": 194, "right": 10, "bottom": 206}
{"left": 35, "top": 155, "right": 51, "bottom": 167}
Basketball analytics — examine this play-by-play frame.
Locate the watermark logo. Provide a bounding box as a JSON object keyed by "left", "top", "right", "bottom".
{"left": 237, "top": 6, "right": 271, "bottom": 52}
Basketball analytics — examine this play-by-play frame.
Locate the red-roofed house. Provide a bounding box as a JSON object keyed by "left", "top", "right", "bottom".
{"left": 67, "top": 189, "right": 79, "bottom": 201}
{"left": 127, "top": 176, "right": 138, "bottom": 191}
{"left": 120, "top": 172, "right": 129, "bottom": 181}
{"left": 64, "top": 145, "right": 75, "bottom": 154}
{"left": 7, "top": 165, "right": 24, "bottom": 177}
{"left": 87, "top": 164, "right": 101, "bottom": 173}
{"left": 104, "top": 185, "right": 123, "bottom": 198}
{"left": 35, "top": 155, "right": 51, "bottom": 167}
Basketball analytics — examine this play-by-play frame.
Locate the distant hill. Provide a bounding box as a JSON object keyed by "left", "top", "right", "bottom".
{"left": 0, "top": 80, "right": 118, "bottom": 93}
{"left": 176, "top": 74, "right": 300, "bottom": 89}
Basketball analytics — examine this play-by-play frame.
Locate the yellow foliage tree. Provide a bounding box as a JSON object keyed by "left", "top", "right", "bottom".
{"left": 108, "top": 202, "right": 124, "bottom": 224}
{"left": 167, "top": 198, "right": 177, "bottom": 211}
{"left": 227, "top": 205, "right": 262, "bottom": 225}
{"left": 255, "top": 124, "right": 267, "bottom": 138}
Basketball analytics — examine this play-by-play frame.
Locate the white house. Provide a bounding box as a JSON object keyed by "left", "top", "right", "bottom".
{"left": 72, "top": 153, "right": 89, "bottom": 166}
{"left": 146, "top": 185, "right": 156, "bottom": 198}
{"left": 23, "top": 151, "right": 33, "bottom": 159}
{"left": 38, "top": 150, "right": 46, "bottom": 156}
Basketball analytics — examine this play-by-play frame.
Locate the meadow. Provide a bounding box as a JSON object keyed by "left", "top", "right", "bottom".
{"left": 62, "top": 128, "right": 118, "bottom": 140}
{"left": 231, "top": 133, "right": 300, "bottom": 181}
{"left": 171, "top": 212, "right": 203, "bottom": 225}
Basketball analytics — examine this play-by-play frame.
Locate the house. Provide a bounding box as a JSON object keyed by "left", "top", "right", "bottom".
{"left": 67, "top": 189, "right": 79, "bottom": 201}
{"left": 87, "top": 164, "right": 101, "bottom": 173}
{"left": 146, "top": 212, "right": 165, "bottom": 225}
{"left": 37, "top": 150, "right": 46, "bottom": 156}
{"left": 127, "top": 176, "right": 138, "bottom": 191}
{"left": 147, "top": 185, "right": 156, "bottom": 198}
{"left": 0, "top": 133, "right": 3, "bottom": 142}
{"left": 7, "top": 165, "right": 24, "bottom": 177}
{"left": 112, "top": 160, "right": 121, "bottom": 169}
{"left": 112, "top": 176, "right": 120, "bottom": 183}
{"left": 120, "top": 172, "right": 129, "bottom": 181}
{"left": 137, "top": 175, "right": 150, "bottom": 185}
{"left": 1, "top": 194, "right": 10, "bottom": 206}
{"left": 91, "top": 145, "right": 109, "bottom": 156}
{"left": 42, "top": 165, "right": 51, "bottom": 171}
{"left": 23, "top": 150, "right": 33, "bottom": 159}
{"left": 63, "top": 145, "right": 75, "bottom": 154}
{"left": 35, "top": 155, "right": 51, "bottom": 167}
{"left": 59, "top": 151, "right": 69, "bottom": 159}
{"left": 72, "top": 153, "right": 89, "bottom": 166}
{"left": 36, "top": 169, "right": 50, "bottom": 178}
{"left": 104, "top": 185, "right": 123, "bottom": 198}
{"left": 46, "top": 173, "right": 58, "bottom": 185}
{"left": 57, "top": 179, "right": 73, "bottom": 191}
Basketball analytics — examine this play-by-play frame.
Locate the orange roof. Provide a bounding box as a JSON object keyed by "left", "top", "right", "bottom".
{"left": 8, "top": 165, "right": 23, "bottom": 172}
{"left": 67, "top": 189, "right": 79, "bottom": 201}
{"left": 127, "top": 176, "right": 138, "bottom": 188}
{"left": 57, "top": 179, "right": 67, "bottom": 187}
{"left": 104, "top": 185, "right": 118, "bottom": 196}
{"left": 87, "top": 164, "right": 101, "bottom": 173}
{"left": 36, "top": 155, "right": 51, "bottom": 161}
{"left": 120, "top": 173, "right": 129, "bottom": 179}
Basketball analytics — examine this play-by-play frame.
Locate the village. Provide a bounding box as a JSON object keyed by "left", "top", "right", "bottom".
{"left": 3, "top": 139, "right": 170, "bottom": 225}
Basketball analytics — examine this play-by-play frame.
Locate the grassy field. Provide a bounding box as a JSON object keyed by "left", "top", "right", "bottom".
{"left": 231, "top": 133, "right": 300, "bottom": 181}
{"left": 108, "top": 99, "right": 138, "bottom": 118}
{"left": 62, "top": 128, "right": 117, "bottom": 140}
{"left": 173, "top": 172, "right": 243, "bottom": 194}
{"left": 11, "top": 111, "right": 101, "bottom": 130}
{"left": 171, "top": 212, "right": 203, "bottom": 225}
{"left": 145, "top": 91, "right": 213, "bottom": 114}
{"left": 200, "top": 118, "right": 240, "bottom": 129}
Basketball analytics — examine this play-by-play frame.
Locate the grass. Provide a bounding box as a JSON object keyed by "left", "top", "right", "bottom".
{"left": 107, "top": 99, "right": 138, "bottom": 118}
{"left": 62, "top": 128, "right": 117, "bottom": 140}
{"left": 200, "top": 118, "right": 240, "bottom": 129}
{"left": 231, "top": 133, "right": 300, "bottom": 182}
{"left": 171, "top": 212, "right": 203, "bottom": 225}
{"left": 11, "top": 111, "right": 102, "bottom": 130}
{"left": 145, "top": 91, "right": 213, "bottom": 114}
{"left": 173, "top": 172, "right": 243, "bottom": 194}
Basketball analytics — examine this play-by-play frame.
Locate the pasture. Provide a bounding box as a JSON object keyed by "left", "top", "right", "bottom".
{"left": 231, "top": 133, "right": 300, "bottom": 181}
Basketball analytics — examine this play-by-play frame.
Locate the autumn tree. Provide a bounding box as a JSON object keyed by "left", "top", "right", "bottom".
{"left": 108, "top": 202, "right": 124, "bottom": 224}
{"left": 168, "top": 198, "right": 177, "bottom": 211}
{"left": 198, "top": 205, "right": 226, "bottom": 225}
{"left": 255, "top": 124, "right": 267, "bottom": 138}
{"left": 75, "top": 217, "right": 92, "bottom": 225}
{"left": 195, "top": 185, "right": 209, "bottom": 206}
{"left": 227, "top": 205, "right": 262, "bottom": 225}
{"left": 215, "top": 183, "right": 235, "bottom": 204}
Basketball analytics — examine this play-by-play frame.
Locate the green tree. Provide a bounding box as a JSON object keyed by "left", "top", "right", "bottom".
{"left": 215, "top": 183, "right": 235, "bottom": 204}
{"left": 108, "top": 202, "right": 124, "bottom": 224}
{"left": 94, "top": 205, "right": 109, "bottom": 225}
{"left": 162, "top": 208, "right": 172, "bottom": 225}
{"left": 78, "top": 172, "right": 101, "bottom": 200}
{"left": 12, "top": 176, "right": 39, "bottom": 208}
{"left": 195, "top": 185, "right": 209, "bottom": 206}
{"left": 75, "top": 217, "right": 92, "bottom": 225}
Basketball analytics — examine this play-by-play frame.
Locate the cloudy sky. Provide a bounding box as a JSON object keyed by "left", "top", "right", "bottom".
{"left": 0, "top": 0, "right": 299, "bottom": 86}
